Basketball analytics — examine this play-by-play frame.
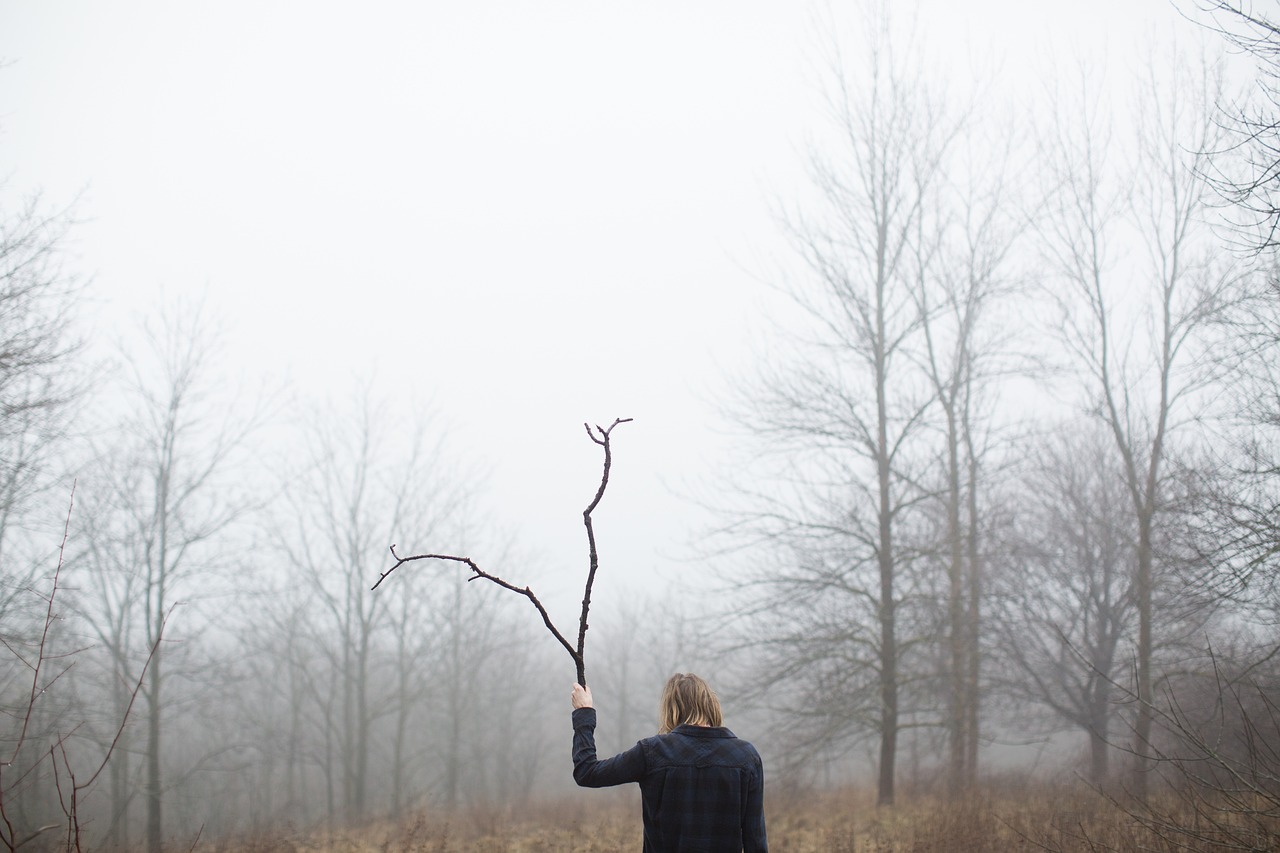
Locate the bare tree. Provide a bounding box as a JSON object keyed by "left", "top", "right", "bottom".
{"left": 910, "top": 116, "right": 1025, "bottom": 794}
{"left": 420, "top": 563, "right": 552, "bottom": 810}
{"left": 0, "top": 190, "right": 81, "bottom": 442}
{"left": 0, "top": 188, "right": 83, "bottom": 663}
{"left": 1183, "top": 4, "right": 1280, "bottom": 581}
{"left": 1189, "top": 270, "right": 1280, "bottom": 605}
{"left": 0, "top": 148, "right": 84, "bottom": 846}
{"left": 1036, "top": 52, "right": 1236, "bottom": 799}
{"left": 991, "top": 429, "right": 1137, "bottom": 784}
{"left": 1190, "top": 1, "right": 1280, "bottom": 258}
{"left": 421, "top": 564, "right": 502, "bottom": 810}
{"left": 71, "top": 300, "right": 263, "bottom": 852}
{"left": 1069, "top": 647, "right": 1280, "bottom": 852}
{"left": 718, "top": 8, "right": 960, "bottom": 805}
{"left": 274, "top": 390, "right": 486, "bottom": 819}
{"left": 0, "top": 488, "right": 158, "bottom": 853}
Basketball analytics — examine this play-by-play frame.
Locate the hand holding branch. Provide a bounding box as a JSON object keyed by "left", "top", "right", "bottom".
{"left": 571, "top": 683, "right": 593, "bottom": 710}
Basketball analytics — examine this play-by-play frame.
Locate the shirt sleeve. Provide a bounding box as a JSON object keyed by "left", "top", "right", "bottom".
{"left": 571, "top": 707, "right": 646, "bottom": 788}
{"left": 742, "top": 748, "right": 768, "bottom": 853}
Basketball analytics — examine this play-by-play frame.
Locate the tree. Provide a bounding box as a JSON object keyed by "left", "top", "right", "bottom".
{"left": 0, "top": 489, "right": 156, "bottom": 853}
{"left": 0, "top": 190, "right": 81, "bottom": 460}
{"left": 1170, "top": 1, "right": 1280, "bottom": 663}
{"left": 1187, "top": 258, "right": 1280, "bottom": 604}
{"left": 0, "top": 188, "right": 83, "bottom": 677}
{"left": 1192, "top": 1, "right": 1280, "bottom": 257}
{"left": 0, "top": 185, "right": 84, "bottom": 844}
{"left": 721, "top": 9, "right": 957, "bottom": 805}
{"left": 1036, "top": 53, "right": 1234, "bottom": 799}
{"left": 72, "top": 301, "right": 262, "bottom": 852}
{"left": 910, "top": 118, "right": 1024, "bottom": 794}
{"left": 1081, "top": 647, "right": 1280, "bottom": 852}
{"left": 274, "top": 390, "right": 488, "bottom": 819}
{"left": 417, "top": 563, "right": 550, "bottom": 810}
{"left": 992, "top": 430, "right": 1137, "bottom": 784}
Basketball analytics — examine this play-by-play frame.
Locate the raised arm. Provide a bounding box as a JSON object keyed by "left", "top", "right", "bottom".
{"left": 570, "top": 684, "right": 645, "bottom": 788}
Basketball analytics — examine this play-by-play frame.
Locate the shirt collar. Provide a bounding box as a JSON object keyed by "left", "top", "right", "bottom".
{"left": 671, "top": 724, "right": 736, "bottom": 739}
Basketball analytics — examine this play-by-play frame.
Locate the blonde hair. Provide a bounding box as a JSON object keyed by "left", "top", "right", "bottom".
{"left": 658, "top": 673, "right": 724, "bottom": 734}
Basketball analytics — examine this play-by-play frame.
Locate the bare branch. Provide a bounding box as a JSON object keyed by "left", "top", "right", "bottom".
{"left": 575, "top": 417, "right": 632, "bottom": 684}
{"left": 374, "top": 419, "right": 632, "bottom": 686}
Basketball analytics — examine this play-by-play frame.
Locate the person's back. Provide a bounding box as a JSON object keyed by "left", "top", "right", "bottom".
{"left": 570, "top": 673, "right": 768, "bottom": 853}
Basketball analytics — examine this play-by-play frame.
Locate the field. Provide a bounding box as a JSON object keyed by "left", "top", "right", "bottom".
{"left": 191, "top": 781, "right": 1279, "bottom": 853}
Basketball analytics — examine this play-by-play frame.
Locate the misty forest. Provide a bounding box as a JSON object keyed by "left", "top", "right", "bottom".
{"left": 4, "top": 1, "right": 1280, "bottom": 851}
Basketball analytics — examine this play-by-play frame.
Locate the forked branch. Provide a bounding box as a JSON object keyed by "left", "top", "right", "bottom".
{"left": 372, "top": 417, "right": 632, "bottom": 686}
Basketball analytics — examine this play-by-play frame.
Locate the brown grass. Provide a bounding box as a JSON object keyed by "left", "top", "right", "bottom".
{"left": 192, "top": 781, "right": 1280, "bottom": 853}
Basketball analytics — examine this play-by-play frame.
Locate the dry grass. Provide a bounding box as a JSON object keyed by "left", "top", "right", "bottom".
{"left": 195, "top": 795, "right": 642, "bottom": 853}
{"left": 192, "top": 781, "right": 1280, "bottom": 853}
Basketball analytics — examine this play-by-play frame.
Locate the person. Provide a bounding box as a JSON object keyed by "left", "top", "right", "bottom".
{"left": 570, "top": 672, "right": 768, "bottom": 853}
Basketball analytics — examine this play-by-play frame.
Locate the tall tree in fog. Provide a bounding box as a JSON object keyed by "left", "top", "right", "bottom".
{"left": 0, "top": 189, "right": 82, "bottom": 621}
{"left": 910, "top": 123, "right": 1022, "bottom": 795}
{"left": 1037, "top": 55, "right": 1233, "bottom": 799}
{"left": 729, "top": 11, "right": 955, "bottom": 806}
{"left": 1191, "top": 273, "right": 1280, "bottom": 609}
{"left": 231, "top": 597, "right": 317, "bottom": 830}
{"left": 275, "top": 391, "right": 471, "bottom": 820}
{"left": 73, "top": 303, "right": 261, "bottom": 853}
{"left": 0, "top": 187, "right": 84, "bottom": 830}
{"left": 420, "top": 562, "right": 545, "bottom": 809}
{"left": 993, "top": 429, "right": 1136, "bottom": 784}
{"left": 1185, "top": 0, "right": 1280, "bottom": 661}
{"left": 1194, "top": 1, "right": 1280, "bottom": 257}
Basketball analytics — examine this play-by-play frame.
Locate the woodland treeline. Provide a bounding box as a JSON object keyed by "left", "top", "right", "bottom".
{"left": 4, "top": 2, "right": 1280, "bottom": 851}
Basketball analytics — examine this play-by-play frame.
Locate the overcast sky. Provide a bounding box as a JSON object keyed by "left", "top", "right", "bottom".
{"left": 0, "top": 1, "right": 1208, "bottom": 615}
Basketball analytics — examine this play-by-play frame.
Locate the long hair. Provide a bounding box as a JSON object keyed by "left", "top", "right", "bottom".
{"left": 658, "top": 673, "right": 724, "bottom": 734}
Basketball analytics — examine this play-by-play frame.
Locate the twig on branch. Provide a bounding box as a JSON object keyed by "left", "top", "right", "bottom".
{"left": 374, "top": 549, "right": 580, "bottom": 665}
{"left": 372, "top": 417, "right": 632, "bottom": 687}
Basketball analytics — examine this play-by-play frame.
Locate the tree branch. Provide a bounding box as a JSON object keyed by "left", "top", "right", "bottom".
{"left": 373, "top": 418, "right": 632, "bottom": 687}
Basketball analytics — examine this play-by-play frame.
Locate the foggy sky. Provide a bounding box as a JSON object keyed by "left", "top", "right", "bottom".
{"left": 0, "top": 0, "right": 1191, "bottom": 618}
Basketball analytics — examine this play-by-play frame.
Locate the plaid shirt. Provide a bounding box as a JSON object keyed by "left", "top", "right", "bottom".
{"left": 572, "top": 707, "right": 768, "bottom": 853}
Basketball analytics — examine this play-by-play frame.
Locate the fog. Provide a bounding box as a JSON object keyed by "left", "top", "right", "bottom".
{"left": 2, "top": 0, "right": 1279, "bottom": 850}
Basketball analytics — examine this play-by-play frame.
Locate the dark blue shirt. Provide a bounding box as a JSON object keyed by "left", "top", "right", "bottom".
{"left": 571, "top": 707, "right": 768, "bottom": 853}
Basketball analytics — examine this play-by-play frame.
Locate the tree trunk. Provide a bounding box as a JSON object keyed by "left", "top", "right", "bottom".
{"left": 964, "top": 444, "right": 982, "bottom": 787}
{"left": 1088, "top": 721, "right": 1110, "bottom": 785}
{"left": 391, "top": 642, "right": 410, "bottom": 818}
{"left": 323, "top": 701, "right": 335, "bottom": 827}
{"left": 1088, "top": 680, "right": 1111, "bottom": 785}
{"left": 962, "top": 466, "right": 983, "bottom": 783}
{"left": 108, "top": 668, "right": 131, "bottom": 850}
{"left": 945, "top": 408, "right": 966, "bottom": 797}
{"left": 146, "top": 506, "right": 167, "bottom": 853}
{"left": 1131, "top": 513, "right": 1155, "bottom": 800}
{"left": 876, "top": 363, "right": 897, "bottom": 807}
{"left": 340, "top": 609, "right": 356, "bottom": 821}
{"left": 287, "top": 662, "right": 301, "bottom": 815}
{"left": 355, "top": 623, "right": 370, "bottom": 818}
{"left": 145, "top": 636, "right": 162, "bottom": 853}
{"left": 445, "top": 582, "right": 463, "bottom": 810}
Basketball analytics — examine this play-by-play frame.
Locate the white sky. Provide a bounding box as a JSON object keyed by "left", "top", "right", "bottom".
{"left": 0, "top": 0, "right": 1208, "bottom": 616}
